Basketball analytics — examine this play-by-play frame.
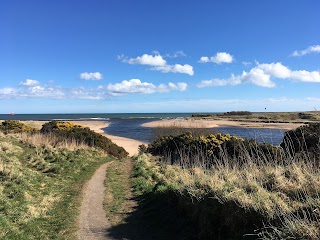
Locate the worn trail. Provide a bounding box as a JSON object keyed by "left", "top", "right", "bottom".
{"left": 78, "top": 162, "right": 112, "bottom": 240}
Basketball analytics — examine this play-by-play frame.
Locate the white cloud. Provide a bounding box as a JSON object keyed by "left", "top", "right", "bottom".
{"left": 199, "top": 52, "right": 234, "bottom": 64}
{"left": 124, "top": 54, "right": 167, "bottom": 66}
{"left": 70, "top": 87, "right": 104, "bottom": 100}
{"left": 22, "top": 85, "right": 65, "bottom": 98}
{"left": 121, "top": 53, "right": 194, "bottom": 75}
{"left": 152, "top": 64, "right": 194, "bottom": 76}
{"left": 0, "top": 88, "right": 18, "bottom": 97}
{"left": 80, "top": 72, "right": 103, "bottom": 80}
{"left": 165, "top": 51, "right": 186, "bottom": 58}
{"left": 292, "top": 45, "right": 320, "bottom": 56}
{"left": 19, "top": 79, "right": 40, "bottom": 87}
{"left": 197, "top": 62, "right": 320, "bottom": 88}
{"left": 242, "top": 61, "right": 252, "bottom": 66}
{"left": 106, "top": 79, "right": 187, "bottom": 96}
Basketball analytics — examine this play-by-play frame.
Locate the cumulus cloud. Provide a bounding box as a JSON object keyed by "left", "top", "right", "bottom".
{"left": 120, "top": 53, "right": 194, "bottom": 75}
{"left": 80, "top": 72, "right": 103, "bottom": 80}
{"left": 106, "top": 79, "right": 187, "bottom": 96}
{"left": 152, "top": 64, "right": 194, "bottom": 76}
{"left": 199, "top": 52, "right": 234, "bottom": 64}
{"left": 197, "top": 62, "right": 320, "bottom": 88}
{"left": 19, "top": 79, "right": 40, "bottom": 87}
{"left": 123, "top": 54, "right": 167, "bottom": 66}
{"left": 291, "top": 45, "right": 320, "bottom": 56}
{"left": 25, "top": 86, "right": 65, "bottom": 98}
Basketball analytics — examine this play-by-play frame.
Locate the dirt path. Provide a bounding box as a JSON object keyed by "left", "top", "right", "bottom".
{"left": 78, "top": 162, "right": 113, "bottom": 240}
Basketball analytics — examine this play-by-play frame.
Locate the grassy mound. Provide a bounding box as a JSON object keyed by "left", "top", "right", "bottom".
{"left": 40, "top": 121, "right": 128, "bottom": 159}
{"left": 0, "top": 132, "right": 113, "bottom": 239}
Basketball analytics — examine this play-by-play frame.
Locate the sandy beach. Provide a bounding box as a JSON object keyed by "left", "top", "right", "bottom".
{"left": 73, "top": 121, "right": 144, "bottom": 157}
{"left": 142, "top": 119, "right": 304, "bottom": 130}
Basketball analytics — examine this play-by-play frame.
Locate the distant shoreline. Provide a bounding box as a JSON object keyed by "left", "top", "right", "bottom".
{"left": 142, "top": 118, "right": 304, "bottom": 130}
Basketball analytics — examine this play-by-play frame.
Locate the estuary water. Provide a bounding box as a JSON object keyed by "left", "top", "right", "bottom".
{"left": 0, "top": 113, "right": 286, "bottom": 145}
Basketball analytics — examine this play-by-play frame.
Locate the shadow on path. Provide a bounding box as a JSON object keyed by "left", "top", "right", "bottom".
{"left": 106, "top": 192, "right": 197, "bottom": 240}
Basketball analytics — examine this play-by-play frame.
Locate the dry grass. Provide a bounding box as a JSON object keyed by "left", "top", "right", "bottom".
{"left": 135, "top": 149, "right": 320, "bottom": 239}
{"left": 18, "top": 132, "right": 92, "bottom": 151}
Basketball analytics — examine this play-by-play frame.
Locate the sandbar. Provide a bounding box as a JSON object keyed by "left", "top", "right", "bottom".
{"left": 142, "top": 119, "right": 303, "bottom": 130}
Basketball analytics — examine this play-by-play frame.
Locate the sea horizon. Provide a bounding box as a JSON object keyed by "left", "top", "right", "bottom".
{"left": 0, "top": 112, "right": 217, "bottom": 121}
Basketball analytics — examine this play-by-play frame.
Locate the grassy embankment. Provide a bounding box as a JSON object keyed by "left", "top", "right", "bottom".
{"left": 132, "top": 123, "right": 320, "bottom": 239}
{"left": 0, "top": 120, "right": 127, "bottom": 239}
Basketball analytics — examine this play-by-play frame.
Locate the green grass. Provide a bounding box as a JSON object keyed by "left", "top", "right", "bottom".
{"left": 104, "top": 158, "right": 133, "bottom": 225}
{"left": 0, "top": 132, "right": 114, "bottom": 239}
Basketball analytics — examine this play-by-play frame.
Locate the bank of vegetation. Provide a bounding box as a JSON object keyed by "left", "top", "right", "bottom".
{"left": 134, "top": 123, "right": 320, "bottom": 239}
{"left": 0, "top": 120, "right": 127, "bottom": 239}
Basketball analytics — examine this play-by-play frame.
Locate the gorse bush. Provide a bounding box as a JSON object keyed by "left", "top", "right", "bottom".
{"left": 148, "top": 132, "right": 283, "bottom": 167}
{"left": 40, "top": 121, "right": 128, "bottom": 159}
{"left": 0, "top": 120, "right": 38, "bottom": 133}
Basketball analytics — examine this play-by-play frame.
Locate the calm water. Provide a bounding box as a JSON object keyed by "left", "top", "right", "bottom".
{"left": 103, "top": 118, "right": 286, "bottom": 145}
{"left": 0, "top": 113, "right": 286, "bottom": 145}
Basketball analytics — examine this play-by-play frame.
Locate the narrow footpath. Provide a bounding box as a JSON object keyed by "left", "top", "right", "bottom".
{"left": 78, "top": 162, "right": 112, "bottom": 240}
{"left": 77, "top": 123, "right": 144, "bottom": 239}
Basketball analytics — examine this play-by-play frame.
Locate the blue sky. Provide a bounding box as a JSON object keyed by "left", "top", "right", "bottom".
{"left": 1, "top": 0, "right": 320, "bottom": 113}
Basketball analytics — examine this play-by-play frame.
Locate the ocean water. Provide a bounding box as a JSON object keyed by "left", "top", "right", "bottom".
{"left": 0, "top": 113, "right": 192, "bottom": 121}
{"left": 0, "top": 113, "right": 286, "bottom": 145}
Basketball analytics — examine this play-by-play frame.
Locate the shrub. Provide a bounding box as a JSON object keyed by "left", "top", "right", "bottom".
{"left": 281, "top": 123, "right": 320, "bottom": 157}
{"left": 40, "top": 121, "right": 128, "bottom": 159}
{"left": 0, "top": 120, "right": 38, "bottom": 133}
{"left": 148, "top": 132, "right": 283, "bottom": 167}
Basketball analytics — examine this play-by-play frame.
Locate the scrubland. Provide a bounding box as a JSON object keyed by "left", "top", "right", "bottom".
{"left": 133, "top": 123, "right": 320, "bottom": 239}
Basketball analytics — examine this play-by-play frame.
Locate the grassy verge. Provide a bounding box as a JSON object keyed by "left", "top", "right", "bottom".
{"left": 104, "top": 158, "right": 133, "bottom": 225}
{"left": 0, "top": 132, "right": 114, "bottom": 239}
{"left": 132, "top": 153, "right": 320, "bottom": 239}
